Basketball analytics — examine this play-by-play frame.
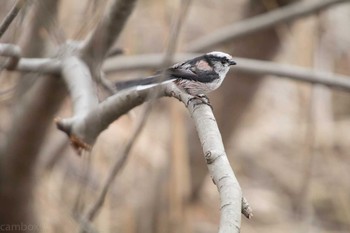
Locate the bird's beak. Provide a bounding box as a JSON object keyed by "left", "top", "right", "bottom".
{"left": 229, "top": 59, "right": 236, "bottom": 66}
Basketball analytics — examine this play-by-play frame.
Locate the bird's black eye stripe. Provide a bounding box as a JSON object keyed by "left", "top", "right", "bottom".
{"left": 205, "top": 54, "right": 230, "bottom": 64}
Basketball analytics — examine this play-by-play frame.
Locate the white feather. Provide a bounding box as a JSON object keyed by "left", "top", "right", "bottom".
{"left": 135, "top": 79, "right": 174, "bottom": 91}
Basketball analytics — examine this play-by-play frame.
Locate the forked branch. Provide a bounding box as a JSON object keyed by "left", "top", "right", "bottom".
{"left": 55, "top": 83, "right": 252, "bottom": 228}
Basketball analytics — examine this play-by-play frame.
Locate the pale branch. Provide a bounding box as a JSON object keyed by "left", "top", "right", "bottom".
{"left": 167, "top": 85, "right": 243, "bottom": 232}
{"left": 55, "top": 83, "right": 252, "bottom": 225}
{"left": 0, "top": 43, "right": 21, "bottom": 69}
{"left": 233, "top": 57, "right": 350, "bottom": 90}
{"left": 61, "top": 56, "right": 99, "bottom": 116}
{"left": 187, "top": 0, "right": 350, "bottom": 52}
{"left": 0, "top": 43, "right": 61, "bottom": 73}
{"left": 56, "top": 84, "right": 165, "bottom": 147}
{"left": 16, "top": 58, "right": 61, "bottom": 74}
{"left": 0, "top": 0, "right": 26, "bottom": 39}
{"left": 103, "top": 54, "right": 350, "bottom": 92}
{"left": 242, "top": 197, "right": 253, "bottom": 219}
{"left": 58, "top": 56, "right": 99, "bottom": 151}
{"left": 81, "top": 0, "right": 137, "bottom": 67}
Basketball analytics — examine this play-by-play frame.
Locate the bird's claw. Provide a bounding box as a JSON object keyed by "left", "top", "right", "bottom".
{"left": 187, "top": 95, "right": 213, "bottom": 110}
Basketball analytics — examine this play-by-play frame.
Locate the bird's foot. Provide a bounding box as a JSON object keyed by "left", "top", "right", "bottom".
{"left": 187, "top": 94, "right": 213, "bottom": 110}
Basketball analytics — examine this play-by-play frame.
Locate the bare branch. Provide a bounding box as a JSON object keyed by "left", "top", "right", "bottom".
{"left": 58, "top": 56, "right": 99, "bottom": 152}
{"left": 0, "top": 43, "right": 20, "bottom": 57}
{"left": 0, "top": 43, "right": 61, "bottom": 73}
{"left": 0, "top": 43, "right": 21, "bottom": 69}
{"left": 0, "top": 0, "right": 26, "bottom": 39}
{"left": 81, "top": 0, "right": 137, "bottom": 67}
{"left": 242, "top": 197, "right": 253, "bottom": 219}
{"left": 187, "top": 0, "right": 350, "bottom": 52}
{"left": 56, "top": 82, "right": 250, "bottom": 231}
{"left": 61, "top": 56, "right": 99, "bottom": 116}
{"left": 167, "top": 85, "right": 243, "bottom": 232}
{"left": 234, "top": 57, "right": 350, "bottom": 91}
{"left": 56, "top": 84, "right": 164, "bottom": 147}
{"left": 103, "top": 54, "right": 350, "bottom": 92}
{"left": 16, "top": 58, "right": 61, "bottom": 74}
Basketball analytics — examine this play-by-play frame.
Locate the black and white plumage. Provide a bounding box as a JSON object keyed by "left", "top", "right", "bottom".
{"left": 115, "top": 51, "right": 236, "bottom": 96}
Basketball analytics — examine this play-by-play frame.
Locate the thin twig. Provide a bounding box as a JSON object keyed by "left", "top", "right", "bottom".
{"left": 242, "top": 197, "right": 253, "bottom": 219}
{"left": 103, "top": 53, "right": 350, "bottom": 92}
{"left": 187, "top": 0, "right": 350, "bottom": 52}
{"left": 0, "top": 0, "right": 26, "bottom": 39}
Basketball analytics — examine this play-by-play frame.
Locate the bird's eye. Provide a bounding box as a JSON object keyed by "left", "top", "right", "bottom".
{"left": 220, "top": 60, "right": 227, "bottom": 65}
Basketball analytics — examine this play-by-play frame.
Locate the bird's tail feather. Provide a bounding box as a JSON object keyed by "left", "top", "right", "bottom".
{"left": 115, "top": 75, "right": 174, "bottom": 90}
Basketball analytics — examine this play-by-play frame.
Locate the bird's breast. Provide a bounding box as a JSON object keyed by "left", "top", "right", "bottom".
{"left": 175, "top": 79, "right": 222, "bottom": 96}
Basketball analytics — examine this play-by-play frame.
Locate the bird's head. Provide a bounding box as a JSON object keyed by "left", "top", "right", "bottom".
{"left": 205, "top": 51, "right": 236, "bottom": 78}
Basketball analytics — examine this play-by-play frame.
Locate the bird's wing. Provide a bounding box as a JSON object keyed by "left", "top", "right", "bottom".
{"left": 167, "top": 67, "right": 219, "bottom": 83}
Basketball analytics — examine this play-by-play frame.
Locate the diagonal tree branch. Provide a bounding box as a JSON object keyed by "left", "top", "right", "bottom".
{"left": 187, "top": 0, "right": 350, "bottom": 52}
{"left": 167, "top": 85, "right": 245, "bottom": 232}
{"left": 56, "top": 84, "right": 164, "bottom": 147}
{"left": 81, "top": 0, "right": 138, "bottom": 69}
{"left": 0, "top": 0, "right": 26, "bottom": 39}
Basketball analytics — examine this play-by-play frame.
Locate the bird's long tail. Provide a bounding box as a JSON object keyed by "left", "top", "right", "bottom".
{"left": 115, "top": 74, "right": 174, "bottom": 90}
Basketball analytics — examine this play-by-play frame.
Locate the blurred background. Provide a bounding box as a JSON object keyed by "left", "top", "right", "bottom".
{"left": 1, "top": 0, "right": 350, "bottom": 232}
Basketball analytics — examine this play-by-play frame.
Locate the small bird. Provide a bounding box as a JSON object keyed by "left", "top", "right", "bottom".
{"left": 115, "top": 51, "right": 236, "bottom": 97}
